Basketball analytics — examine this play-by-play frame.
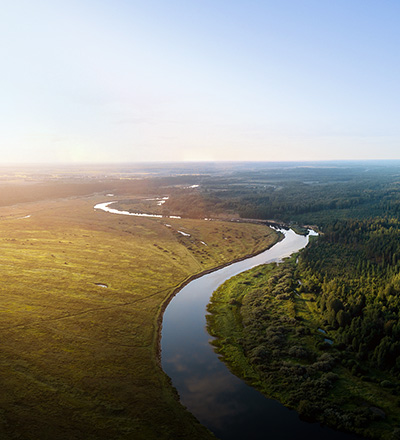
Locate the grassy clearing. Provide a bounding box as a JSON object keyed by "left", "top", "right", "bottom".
{"left": 0, "top": 194, "right": 279, "bottom": 439}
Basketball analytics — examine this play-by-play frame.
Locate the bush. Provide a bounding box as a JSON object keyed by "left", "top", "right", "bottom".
{"left": 298, "top": 400, "right": 318, "bottom": 421}
{"left": 288, "top": 346, "right": 310, "bottom": 360}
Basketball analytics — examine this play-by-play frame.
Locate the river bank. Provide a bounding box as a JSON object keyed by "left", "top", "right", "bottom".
{"left": 94, "top": 198, "right": 284, "bottom": 369}
{"left": 207, "top": 256, "right": 396, "bottom": 439}
{"left": 156, "top": 228, "right": 282, "bottom": 366}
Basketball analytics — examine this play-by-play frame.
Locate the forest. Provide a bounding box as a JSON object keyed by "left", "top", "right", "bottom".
{"left": 299, "top": 218, "right": 400, "bottom": 376}
{"left": 156, "top": 161, "right": 400, "bottom": 225}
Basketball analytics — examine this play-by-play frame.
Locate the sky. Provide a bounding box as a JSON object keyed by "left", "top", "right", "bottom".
{"left": 1, "top": 0, "right": 400, "bottom": 163}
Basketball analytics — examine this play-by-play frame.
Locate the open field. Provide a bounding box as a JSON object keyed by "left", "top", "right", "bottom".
{"left": 0, "top": 190, "right": 278, "bottom": 439}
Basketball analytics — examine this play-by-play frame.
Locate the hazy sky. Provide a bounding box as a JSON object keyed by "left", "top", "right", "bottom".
{"left": 2, "top": 1, "right": 400, "bottom": 163}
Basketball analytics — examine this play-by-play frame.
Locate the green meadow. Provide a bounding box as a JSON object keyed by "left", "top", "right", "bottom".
{"left": 0, "top": 193, "right": 278, "bottom": 439}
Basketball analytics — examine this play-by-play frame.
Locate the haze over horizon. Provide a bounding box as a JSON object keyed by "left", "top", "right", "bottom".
{"left": 2, "top": 1, "right": 400, "bottom": 164}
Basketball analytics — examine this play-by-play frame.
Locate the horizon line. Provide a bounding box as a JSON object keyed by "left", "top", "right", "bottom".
{"left": 1, "top": 158, "right": 400, "bottom": 167}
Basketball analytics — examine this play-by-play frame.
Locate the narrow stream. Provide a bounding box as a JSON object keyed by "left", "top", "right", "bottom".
{"left": 161, "top": 229, "right": 361, "bottom": 440}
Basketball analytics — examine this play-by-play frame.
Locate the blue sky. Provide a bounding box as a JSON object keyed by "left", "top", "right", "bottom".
{"left": 1, "top": 0, "right": 400, "bottom": 163}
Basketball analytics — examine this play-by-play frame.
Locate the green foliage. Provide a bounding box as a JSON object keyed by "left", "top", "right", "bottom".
{"left": 207, "top": 250, "right": 400, "bottom": 439}
{"left": 299, "top": 218, "right": 400, "bottom": 373}
{"left": 174, "top": 162, "right": 400, "bottom": 227}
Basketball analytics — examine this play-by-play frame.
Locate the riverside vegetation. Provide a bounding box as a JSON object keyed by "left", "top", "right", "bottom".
{"left": 0, "top": 170, "right": 279, "bottom": 440}
{"left": 207, "top": 253, "right": 400, "bottom": 440}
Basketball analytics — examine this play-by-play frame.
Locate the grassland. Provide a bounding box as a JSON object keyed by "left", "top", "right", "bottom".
{"left": 0, "top": 192, "right": 278, "bottom": 439}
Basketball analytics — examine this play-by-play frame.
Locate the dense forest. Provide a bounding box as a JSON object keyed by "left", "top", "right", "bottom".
{"left": 156, "top": 162, "right": 400, "bottom": 225}
{"left": 299, "top": 218, "right": 400, "bottom": 376}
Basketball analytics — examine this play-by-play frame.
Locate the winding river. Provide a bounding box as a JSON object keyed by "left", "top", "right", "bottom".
{"left": 161, "top": 229, "right": 361, "bottom": 440}
{"left": 94, "top": 202, "right": 361, "bottom": 440}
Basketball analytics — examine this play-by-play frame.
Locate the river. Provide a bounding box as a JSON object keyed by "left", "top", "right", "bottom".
{"left": 94, "top": 202, "right": 360, "bottom": 440}
{"left": 161, "top": 228, "right": 361, "bottom": 440}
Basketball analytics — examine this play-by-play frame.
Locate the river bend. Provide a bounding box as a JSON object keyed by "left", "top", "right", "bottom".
{"left": 161, "top": 229, "right": 361, "bottom": 440}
